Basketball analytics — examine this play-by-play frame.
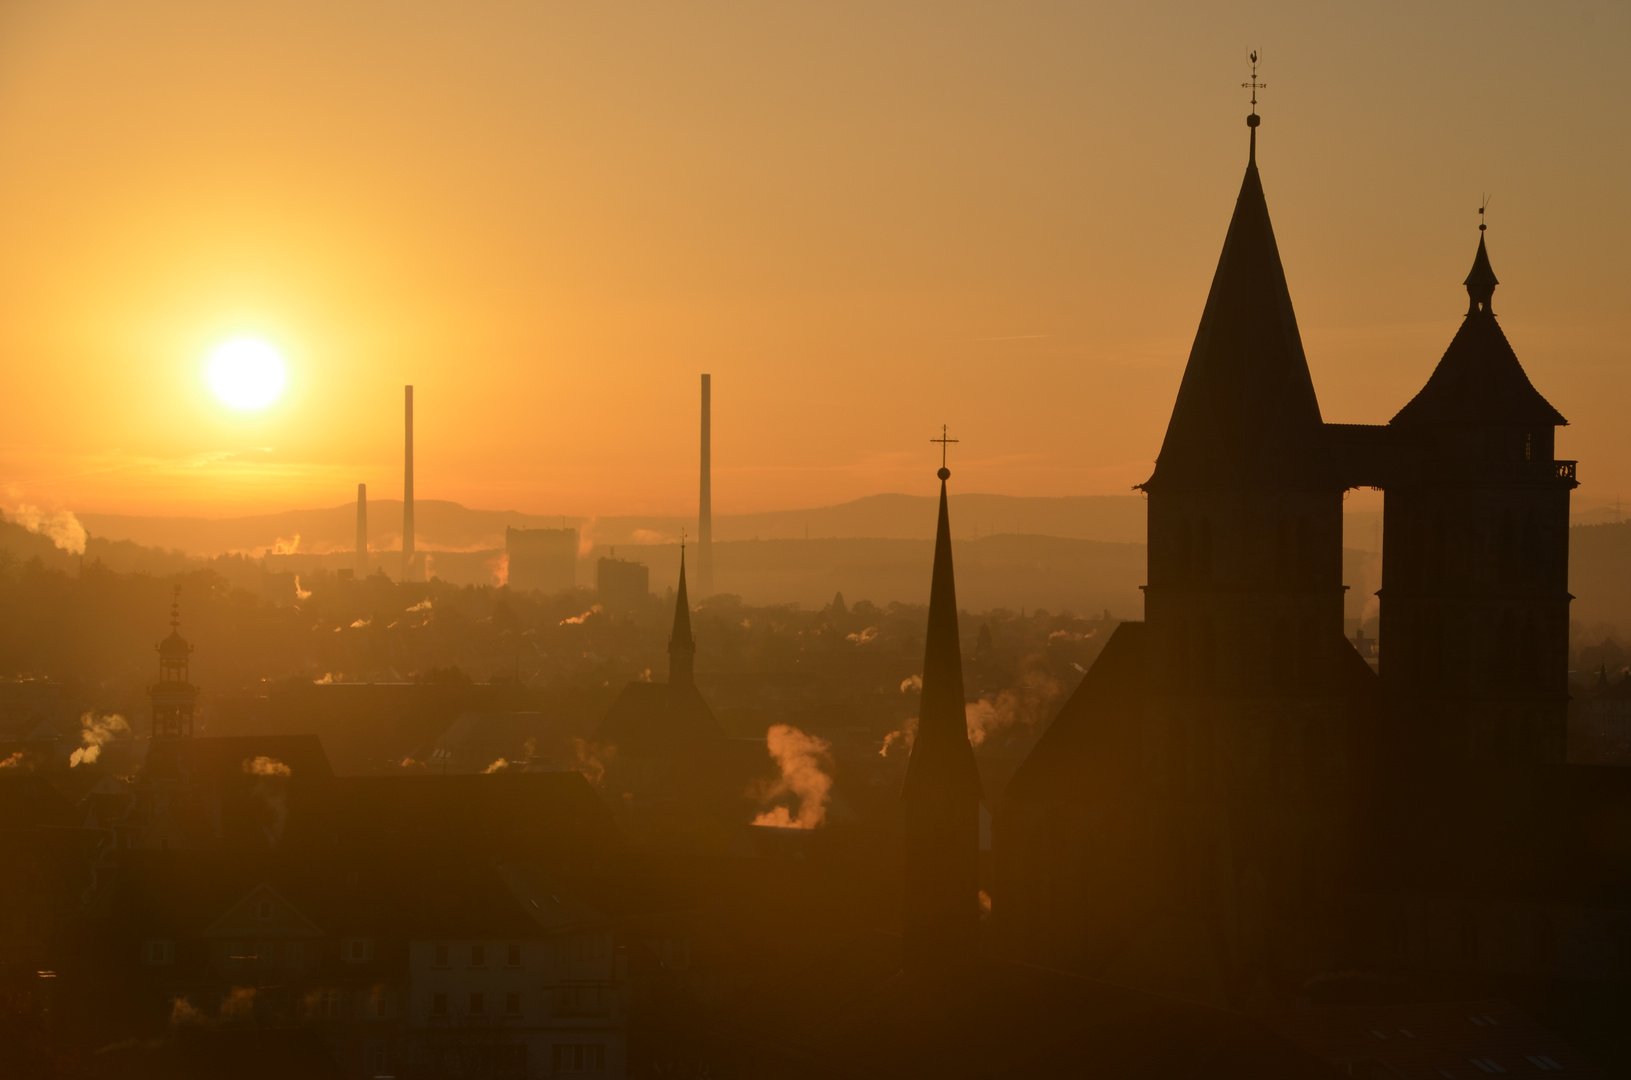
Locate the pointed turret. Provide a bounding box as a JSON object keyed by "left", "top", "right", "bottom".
{"left": 902, "top": 462, "right": 981, "bottom": 973}
{"left": 150, "top": 586, "right": 198, "bottom": 739}
{"left": 1145, "top": 114, "right": 1330, "bottom": 492}
{"left": 668, "top": 546, "right": 696, "bottom": 689}
{"left": 1391, "top": 229, "right": 1566, "bottom": 429}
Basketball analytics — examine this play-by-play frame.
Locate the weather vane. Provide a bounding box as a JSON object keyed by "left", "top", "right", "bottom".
{"left": 1242, "top": 50, "right": 1266, "bottom": 111}
{"left": 1479, "top": 194, "right": 1491, "bottom": 232}
{"left": 930, "top": 424, "right": 958, "bottom": 477}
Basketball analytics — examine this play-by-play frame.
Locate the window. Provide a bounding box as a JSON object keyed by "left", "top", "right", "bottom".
{"left": 505, "top": 992, "right": 521, "bottom": 1016}
{"left": 431, "top": 993, "right": 447, "bottom": 1016}
{"left": 469, "top": 992, "right": 485, "bottom": 1015}
{"left": 507, "top": 943, "right": 522, "bottom": 967}
{"left": 142, "top": 939, "right": 174, "bottom": 966}
{"left": 344, "top": 937, "right": 373, "bottom": 964}
{"left": 256, "top": 899, "right": 273, "bottom": 920}
{"left": 367, "top": 1045, "right": 388, "bottom": 1074}
{"left": 372, "top": 992, "right": 389, "bottom": 1019}
{"left": 471, "top": 944, "right": 485, "bottom": 967}
{"left": 286, "top": 941, "right": 305, "bottom": 968}
{"left": 553, "top": 1044, "right": 606, "bottom": 1072}
{"left": 434, "top": 944, "right": 449, "bottom": 968}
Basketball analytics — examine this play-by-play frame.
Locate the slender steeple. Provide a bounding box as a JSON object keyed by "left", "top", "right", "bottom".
{"left": 1144, "top": 62, "right": 1330, "bottom": 493}
{"left": 668, "top": 542, "right": 695, "bottom": 689}
{"left": 151, "top": 585, "right": 198, "bottom": 739}
{"left": 1391, "top": 219, "right": 1566, "bottom": 429}
{"left": 902, "top": 441, "right": 981, "bottom": 973}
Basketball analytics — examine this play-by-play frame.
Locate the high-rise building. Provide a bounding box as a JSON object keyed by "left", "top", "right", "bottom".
{"left": 596, "top": 555, "right": 650, "bottom": 617}
{"left": 506, "top": 527, "right": 578, "bottom": 594}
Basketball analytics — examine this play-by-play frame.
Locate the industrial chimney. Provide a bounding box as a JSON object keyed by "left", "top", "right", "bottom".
{"left": 355, "top": 483, "right": 368, "bottom": 576}
{"left": 403, "top": 385, "right": 415, "bottom": 581}
{"left": 699, "top": 373, "right": 713, "bottom": 596}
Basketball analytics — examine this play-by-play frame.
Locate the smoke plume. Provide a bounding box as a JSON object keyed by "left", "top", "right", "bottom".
{"left": 271, "top": 534, "right": 301, "bottom": 555}
{"left": 294, "top": 575, "right": 312, "bottom": 601}
{"left": 846, "top": 626, "right": 879, "bottom": 645}
{"left": 407, "top": 598, "right": 433, "bottom": 613}
{"left": 483, "top": 757, "right": 509, "bottom": 774}
{"left": 69, "top": 712, "right": 129, "bottom": 767}
{"left": 560, "top": 605, "right": 601, "bottom": 626}
{"left": 488, "top": 551, "right": 509, "bottom": 587}
{"left": 0, "top": 750, "right": 24, "bottom": 770}
{"left": 10, "top": 505, "right": 87, "bottom": 554}
{"left": 170, "top": 997, "right": 204, "bottom": 1025}
{"left": 880, "top": 717, "right": 917, "bottom": 758}
{"left": 572, "top": 738, "right": 614, "bottom": 788}
{"left": 243, "top": 756, "right": 291, "bottom": 777}
{"left": 899, "top": 674, "right": 922, "bottom": 692}
{"left": 751, "top": 724, "right": 834, "bottom": 829}
{"left": 964, "top": 657, "right": 1064, "bottom": 747}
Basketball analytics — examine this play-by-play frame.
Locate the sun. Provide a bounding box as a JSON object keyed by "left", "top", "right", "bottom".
{"left": 206, "top": 338, "right": 287, "bottom": 410}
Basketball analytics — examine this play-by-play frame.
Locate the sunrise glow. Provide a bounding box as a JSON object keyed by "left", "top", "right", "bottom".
{"left": 205, "top": 338, "right": 286, "bottom": 411}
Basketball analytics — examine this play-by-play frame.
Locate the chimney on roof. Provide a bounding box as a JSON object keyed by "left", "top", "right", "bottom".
{"left": 699, "top": 374, "right": 713, "bottom": 597}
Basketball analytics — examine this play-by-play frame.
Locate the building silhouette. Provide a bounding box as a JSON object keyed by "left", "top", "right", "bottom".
{"left": 901, "top": 462, "right": 982, "bottom": 973}
{"left": 595, "top": 553, "right": 650, "bottom": 617}
{"left": 150, "top": 587, "right": 199, "bottom": 740}
{"left": 505, "top": 526, "right": 578, "bottom": 594}
{"left": 996, "top": 102, "right": 1622, "bottom": 1006}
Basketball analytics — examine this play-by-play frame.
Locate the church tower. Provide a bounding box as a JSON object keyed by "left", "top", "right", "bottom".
{"left": 1380, "top": 221, "right": 1574, "bottom": 766}
{"left": 1140, "top": 98, "right": 1353, "bottom": 783}
{"left": 150, "top": 587, "right": 199, "bottom": 739}
{"left": 901, "top": 456, "right": 982, "bottom": 973}
{"left": 669, "top": 545, "right": 696, "bottom": 689}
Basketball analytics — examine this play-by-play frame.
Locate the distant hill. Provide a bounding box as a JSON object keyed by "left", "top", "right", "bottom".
{"left": 78, "top": 493, "right": 1150, "bottom": 556}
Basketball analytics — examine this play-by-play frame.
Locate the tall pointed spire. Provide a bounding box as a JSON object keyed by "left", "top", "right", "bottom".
{"left": 668, "top": 542, "right": 695, "bottom": 688}
{"left": 902, "top": 449, "right": 981, "bottom": 973}
{"left": 1464, "top": 225, "right": 1499, "bottom": 314}
{"left": 1143, "top": 72, "right": 1330, "bottom": 493}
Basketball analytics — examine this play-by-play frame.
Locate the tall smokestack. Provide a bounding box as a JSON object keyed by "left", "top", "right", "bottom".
{"left": 355, "top": 483, "right": 368, "bottom": 576}
{"left": 699, "top": 373, "right": 713, "bottom": 596}
{"left": 403, "top": 385, "right": 415, "bottom": 581}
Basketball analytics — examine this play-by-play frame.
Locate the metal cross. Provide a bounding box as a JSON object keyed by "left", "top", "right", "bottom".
{"left": 930, "top": 424, "right": 959, "bottom": 469}
{"left": 1242, "top": 50, "right": 1266, "bottom": 109}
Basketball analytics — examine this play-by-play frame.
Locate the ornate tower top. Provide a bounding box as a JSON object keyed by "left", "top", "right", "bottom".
{"left": 151, "top": 585, "right": 198, "bottom": 738}
{"left": 1242, "top": 50, "right": 1267, "bottom": 161}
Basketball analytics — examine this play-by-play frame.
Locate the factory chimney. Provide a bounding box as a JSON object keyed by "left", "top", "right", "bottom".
{"left": 403, "top": 385, "right": 415, "bottom": 581}
{"left": 699, "top": 373, "right": 713, "bottom": 596}
{"left": 355, "top": 483, "right": 368, "bottom": 576}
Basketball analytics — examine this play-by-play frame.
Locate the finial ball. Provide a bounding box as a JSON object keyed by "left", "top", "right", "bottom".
{"left": 1247, "top": 113, "right": 1260, "bottom": 128}
{"left": 1479, "top": 223, "right": 1486, "bottom": 232}
{"left": 937, "top": 467, "right": 950, "bottom": 481}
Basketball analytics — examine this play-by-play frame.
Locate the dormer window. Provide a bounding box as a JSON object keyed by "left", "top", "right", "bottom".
{"left": 256, "top": 900, "right": 273, "bottom": 920}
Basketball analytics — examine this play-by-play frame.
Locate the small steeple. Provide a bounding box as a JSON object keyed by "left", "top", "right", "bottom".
{"left": 668, "top": 540, "right": 695, "bottom": 688}
{"left": 1465, "top": 204, "right": 1499, "bottom": 314}
{"left": 902, "top": 443, "right": 981, "bottom": 973}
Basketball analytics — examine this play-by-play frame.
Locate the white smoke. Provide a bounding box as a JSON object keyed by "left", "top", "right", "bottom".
{"left": 963, "top": 660, "right": 1064, "bottom": 747}
{"left": 846, "top": 626, "right": 879, "bottom": 645}
{"left": 880, "top": 717, "right": 918, "bottom": 758}
{"left": 559, "top": 605, "right": 601, "bottom": 626}
{"left": 271, "top": 534, "right": 301, "bottom": 555}
{"left": 407, "top": 598, "right": 433, "bottom": 613}
{"left": 483, "top": 757, "right": 509, "bottom": 774}
{"left": 10, "top": 505, "right": 87, "bottom": 554}
{"left": 751, "top": 724, "right": 834, "bottom": 829}
{"left": 69, "top": 712, "right": 129, "bottom": 767}
{"left": 243, "top": 756, "right": 291, "bottom": 777}
{"left": 294, "top": 575, "right": 312, "bottom": 601}
{"left": 899, "top": 675, "right": 922, "bottom": 693}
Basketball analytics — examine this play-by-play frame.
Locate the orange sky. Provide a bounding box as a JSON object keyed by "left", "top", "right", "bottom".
{"left": 1, "top": 1, "right": 1627, "bottom": 520}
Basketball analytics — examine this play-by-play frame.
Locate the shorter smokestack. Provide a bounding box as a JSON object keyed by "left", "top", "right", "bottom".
{"left": 355, "top": 483, "right": 368, "bottom": 575}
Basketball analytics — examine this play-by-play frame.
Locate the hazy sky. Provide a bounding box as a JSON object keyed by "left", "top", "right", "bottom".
{"left": 1, "top": 1, "right": 1626, "bottom": 519}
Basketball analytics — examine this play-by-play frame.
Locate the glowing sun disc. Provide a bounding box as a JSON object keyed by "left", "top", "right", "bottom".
{"left": 206, "top": 338, "right": 286, "bottom": 410}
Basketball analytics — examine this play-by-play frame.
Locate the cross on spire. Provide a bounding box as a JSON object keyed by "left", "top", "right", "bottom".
{"left": 930, "top": 424, "right": 958, "bottom": 479}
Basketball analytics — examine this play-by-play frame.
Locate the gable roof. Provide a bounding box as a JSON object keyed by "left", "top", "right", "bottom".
{"left": 593, "top": 681, "right": 724, "bottom": 757}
